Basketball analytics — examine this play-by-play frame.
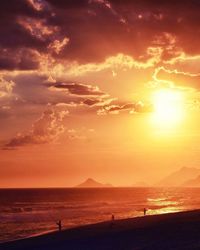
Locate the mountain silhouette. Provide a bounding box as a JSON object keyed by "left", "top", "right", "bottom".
{"left": 156, "top": 167, "right": 200, "bottom": 187}
{"left": 182, "top": 175, "right": 200, "bottom": 187}
{"left": 76, "top": 178, "right": 112, "bottom": 188}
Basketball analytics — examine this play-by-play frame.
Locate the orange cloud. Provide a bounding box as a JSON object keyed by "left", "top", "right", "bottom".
{"left": 48, "top": 37, "right": 70, "bottom": 54}
{"left": 4, "top": 106, "right": 68, "bottom": 149}
{"left": 17, "top": 17, "right": 59, "bottom": 41}
{"left": 0, "top": 76, "right": 15, "bottom": 99}
{"left": 153, "top": 67, "right": 200, "bottom": 90}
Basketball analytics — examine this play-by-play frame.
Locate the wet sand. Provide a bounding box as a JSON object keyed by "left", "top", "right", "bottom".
{"left": 1, "top": 210, "right": 200, "bottom": 250}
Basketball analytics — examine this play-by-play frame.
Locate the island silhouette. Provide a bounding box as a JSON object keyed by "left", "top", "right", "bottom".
{"left": 76, "top": 178, "right": 113, "bottom": 188}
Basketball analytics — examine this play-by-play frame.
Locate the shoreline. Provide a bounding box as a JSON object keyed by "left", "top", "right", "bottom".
{"left": 1, "top": 209, "right": 200, "bottom": 249}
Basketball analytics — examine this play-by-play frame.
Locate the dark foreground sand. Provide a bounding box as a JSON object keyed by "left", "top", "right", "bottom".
{"left": 1, "top": 210, "right": 200, "bottom": 250}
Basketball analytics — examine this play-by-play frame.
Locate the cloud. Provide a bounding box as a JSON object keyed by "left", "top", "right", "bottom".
{"left": 49, "top": 82, "right": 107, "bottom": 96}
{"left": 64, "top": 49, "right": 162, "bottom": 76}
{"left": 48, "top": 37, "right": 70, "bottom": 54}
{"left": 67, "top": 127, "right": 94, "bottom": 141}
{"left": 27, "top": 0, "right": 47, "bottom": 12}
{"left": 4, "top": 106, "right": 68, "bottom": 149}
{"left": 0, "top": 0, "right": 63, "bottom": 71}
{"left": 82, "top": 97, "right": 114, "bottom": 107}
{"left": 0, "top": 1, "right": 50, "bottom": 52}
{"left": 0, "top": 72, "right": 117, "bottom": 122}
{"left": 47, "top": 81, "right": 117, "bottom": 112}
{"left": 0, "top": 48, "right": 40, "bottom": 70}
{"left": 0, "top": 76, "right": 15, "bottom": 99}
{"left": 0, "top": 70, "right": 153, "bottom": 121}
{"left": 17, "top": 16, "right": 59, "bottom": 41}
{"left": 0, "top": 0, "right": 199, "bottom": 74}
{"left": 40, "top": 48, "right": 162, "bottom": 78}
{"left": 153, "top": 67, "right": 200, "bottom": 90}
{"left": 44, "top": 0, "right": 200, "bottom": 64}
{"left": 164, "top": 53, "right": 200, "bottom": 75}
{"left": 97, "top": 101, "right": 152, "bottom": 115}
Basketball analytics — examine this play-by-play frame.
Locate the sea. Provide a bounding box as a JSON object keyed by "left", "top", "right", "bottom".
{"left": 0, "top": 187, "right": 200, "bottom": 243}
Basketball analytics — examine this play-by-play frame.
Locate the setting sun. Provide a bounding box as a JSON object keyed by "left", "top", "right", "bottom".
{"left": 152, "top": 89, "right": 185, "bottom": 128}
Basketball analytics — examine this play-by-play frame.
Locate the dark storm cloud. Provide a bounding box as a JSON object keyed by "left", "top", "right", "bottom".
{"left": 45, "top": 0, "right": 200, "bottom": 63}
{"left": 0, "top": 48, "right": 40, "bottom": 70}
{"left": 0, "top": 1, "right": 49, "bottom": 49}
{"left": 0, "top": 0, "right": 200, "bottom": 70}
{"left": 0, "top": 0, "right": 57, "bottom": 70}
{"left": 47, "top": 0, "right": 88, "bottom": 8}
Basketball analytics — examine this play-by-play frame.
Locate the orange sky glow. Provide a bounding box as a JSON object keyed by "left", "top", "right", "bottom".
{"left": 0, "top": 0, "right": 200, "bottom": 187}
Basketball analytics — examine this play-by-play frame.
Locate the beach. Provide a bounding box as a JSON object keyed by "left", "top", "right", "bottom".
{"left": 1, "top": 209, "right": 200, "bottom": 250}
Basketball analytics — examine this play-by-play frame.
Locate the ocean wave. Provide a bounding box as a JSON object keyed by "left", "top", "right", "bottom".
{"left": 0, "top": 201, "right": 114, "bottom": 215}
{"left": 1, "top": 187, "right": 200, "bottom": 243}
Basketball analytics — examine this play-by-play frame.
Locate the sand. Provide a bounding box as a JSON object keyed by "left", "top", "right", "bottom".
{"left": 1, "top": 210, "right": 200, "bottom": 250}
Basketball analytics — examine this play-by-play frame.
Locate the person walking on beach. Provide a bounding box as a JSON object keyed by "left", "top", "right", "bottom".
{"left": 56, "top": 220, "right": 62, "bottom": 232}
{"left": 110, "top": 214, "right": 115, "bottom": 228}
{"left": 144, "top": 208, "right": 147, "bottom": 216}
{"left": 112, "top": 214, "right": 115, "bottom": 221}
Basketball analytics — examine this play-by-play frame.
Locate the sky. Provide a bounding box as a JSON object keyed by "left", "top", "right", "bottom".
{"left": 0, "top": 0, "right": 200, "bottom": 187}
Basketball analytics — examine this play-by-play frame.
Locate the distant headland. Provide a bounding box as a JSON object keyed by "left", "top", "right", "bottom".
{"left": 76, "top": 178, "right": 113, "bottom": 188}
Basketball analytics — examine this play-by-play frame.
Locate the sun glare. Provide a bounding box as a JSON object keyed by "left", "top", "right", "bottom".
{"left": 152, "top": 89, "right": 185, "bottom": 128}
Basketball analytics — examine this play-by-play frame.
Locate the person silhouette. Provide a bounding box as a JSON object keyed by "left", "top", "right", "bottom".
{"left": 110, "top": 214, "right": 115, "bottom": 228}
{"left": 56, "top": 220, "right": 62, "bottom": 232}
{"left": 112, "top": 214, "right": 115, "bottom": 221}
{"left": 144, "top": 208, "right": 147, "bottom": 216}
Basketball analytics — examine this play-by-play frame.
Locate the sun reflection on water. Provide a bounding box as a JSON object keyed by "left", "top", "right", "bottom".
{"left": 146, "top": 197, "right": 183, "bottom": 215}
